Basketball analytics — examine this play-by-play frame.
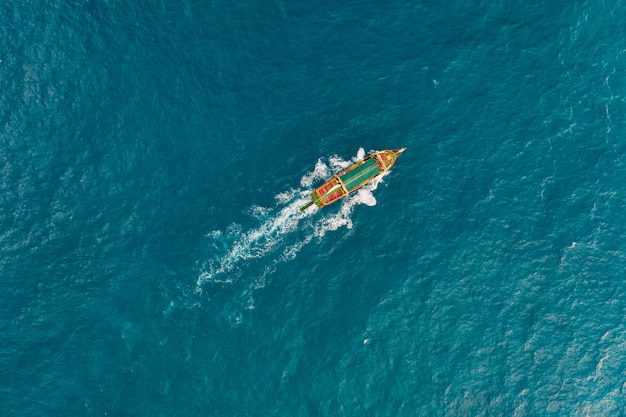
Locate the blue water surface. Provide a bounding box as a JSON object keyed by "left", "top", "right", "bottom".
{"left": 2, "top": 1, "right": 626, "bottom": 416}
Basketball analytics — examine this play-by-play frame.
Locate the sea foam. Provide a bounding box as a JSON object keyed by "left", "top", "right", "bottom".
{"left": 197, "top": 148, "right": 386, "bottom": 290}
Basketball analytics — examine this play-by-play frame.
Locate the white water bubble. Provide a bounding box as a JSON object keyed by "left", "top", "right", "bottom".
{"left": 301, "top": 159, "right": 329, "bottom": 187}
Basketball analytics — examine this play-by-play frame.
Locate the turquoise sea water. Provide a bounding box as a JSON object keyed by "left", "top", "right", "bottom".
{"left": 3, "top": 1, "right": 626, "bottom": 415}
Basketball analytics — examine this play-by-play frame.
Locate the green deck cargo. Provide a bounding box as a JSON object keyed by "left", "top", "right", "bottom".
{"left": 339, "top": 157, "right": 383, "bottom": 192}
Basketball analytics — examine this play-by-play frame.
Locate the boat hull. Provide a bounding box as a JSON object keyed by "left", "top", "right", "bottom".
{"left": 301, "top": 148, "right": 405, "bottom": 211}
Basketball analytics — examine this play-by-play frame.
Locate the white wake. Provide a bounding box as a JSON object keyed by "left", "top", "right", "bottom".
{"left": 196, "top": 148, "right": 387, "bottom": 290}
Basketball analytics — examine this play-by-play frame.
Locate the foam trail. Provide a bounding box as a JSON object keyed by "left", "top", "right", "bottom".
{"left": 196, "top": 148, "right": 384, "bottom": 289}
{"left": 196, "top": 193, "right": 312, "bottom": 287}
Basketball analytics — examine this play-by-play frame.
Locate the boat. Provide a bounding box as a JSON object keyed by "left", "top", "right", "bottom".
{"left": 299, "top": 148, "right": 406, "bottom": 211}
